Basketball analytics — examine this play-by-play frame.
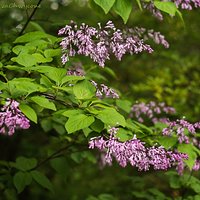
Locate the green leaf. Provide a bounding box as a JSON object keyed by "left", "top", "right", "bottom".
{"left": 65, "top": 114, "right": 95, "bottom": 133}
{"left": 61, "top": 75, "right": 85, "bottom": 85}
{"left": 15, "top": 157, "right": 37, "bottom": 171}
{"left": 40, "top": 74, "right": 53, "bottom": 87}
{"left": 97, "top": 108, "right": 126, "bottom": 127}
{"left": 12, "top": 45, "right": 36, "bottom": 55}
{"left": 14, "top": 31, "right": 48, "bottom": 43}
{"left": 45, "top": 68, "right": 67, "bottom": 85}
{"left": 19, "top": 104, "right": 37, "bottom": 123}
{"left": 31, "top": 96, "right": 57, "bottom": 111}
{"left": 11, "top": 53, "right": 37, "bottom": 67}
{"left": 13, "top": 172, "right": 32, "bottom": 193}
{"left": 62, "top": 109, "right": 84, "bottom": 117}
{"left": 31, "top": 170, "right": 53, "bottom": 192}
{"left": 83, "top": 127, "right": 93, "bottom": 137}
{"left": 93, "top": 0, "right": 115, "bottom": 14}
{"left": 73, "top": 80, "right": 96, "bottom": 100}
{"left": 116, "top": 99, "right": 132, "bottom": 113}
{"left": 115, "top": 128, "right": 133, "bottom": 142}
{"left": 26, "top": 39, "right": 48, "bottom": 49}
{"left": 157, "top": 136, "right": 177, "bottom": 149}
{"left": 90, "top": 119, "right": 104, "bottom": 133}
{"left": 154, "top": 1, "right": 177, "bottom": 16}
{"left": 133, "top": 121, "right": 153, "bottom": 134}
{"left": 32, "top": 53, "right": 53, "bottom": 63}
{"left": 178, "top": 143, "right": 197, "bottom": 169}
{"left": 44, "top": 49, "right": 61, "bottom": 58}
{"left": 7, "top": 78, "right": 46, "bottom": 97}
{"left": 113, "top": 0, "right": 132, "bottom": 23}
{"left": 29, "top": 21, "right": 45, "bottom": 32}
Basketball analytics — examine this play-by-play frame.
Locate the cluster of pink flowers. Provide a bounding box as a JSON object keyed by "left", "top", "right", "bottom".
{"left": 162, "top": 119, "right": 200, "bottom": 144}
{"left": 0, "top": 99, "right": 30, "bottom": 136}
{"left": 89, "top": 127, "right": 188, "bottom": 174}
{"left": 143, "top": 0, "right": 200, "bottom": 20}
{"left": 91, "top": 80, "right": 119, "bottom": 99}
{"left": 175, "top": 0, "right": 200, "bottom": 10}
{"left": 130, "top": 101, "right": 176, "bottom": 123}
{"left": 58, "top": 21, "right": 169, "bottom": 67}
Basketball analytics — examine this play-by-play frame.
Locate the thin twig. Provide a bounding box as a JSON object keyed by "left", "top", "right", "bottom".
{"left": 32, "top": 143, "right": 74, "bottom": 170}
{"left": 18, "top": 0, "right": 43, "bottom": 36}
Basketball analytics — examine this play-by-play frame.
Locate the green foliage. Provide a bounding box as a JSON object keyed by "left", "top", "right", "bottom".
{"left": 31, "top": 96, "right": 57, "bottom": 111}
{"left": 15, "top": 157, "right": 37, "bottom": 171}
{"left": 113, "top": 0, "right": 133, "bottom": 23}
{"left": 31, "top": 170, "right": 53, "bottom": 193}
{"left": 97, "top": 108, "right": 126, "bottom": 127}
{"left": 65, "top": 114, "right": 95, "bottom": 134}
{"left": 93, "top": 0, "right": 115, "bottom": 14}
{"left": 13, "top": 172, "right": 32, "bottom": 193}
{"left": 73, "top": 80, "right": 96, "bottom": 100}
{"left": 19, "top": 104, "right": 38, "bottom": 123}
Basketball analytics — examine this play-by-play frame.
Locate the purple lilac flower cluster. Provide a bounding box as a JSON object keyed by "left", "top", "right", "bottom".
{"left": 130, "top": 101, "right": 176, "bottom": 123}
{"left": 89, "top": 127, "right": 188, "bottom": 174}
{"left": 162, "top": 119, "right": 200, "bottom": 144}
{"left": 175, "top": 0, "right": 200, "bottom": 10}
{"left": 143, "top": 2, "right": 163, "bottom": 21}
{"left": 58, "top": 21, "right": 169, "bottom": 67}
{"left": 0, "top": 99, "right": 30, "bottom": 136}
{"left": 91, "top": 80, "right": 119, "bottom": 99}
{"left": 143, "top": 0, "right": 200, "bottom": 20}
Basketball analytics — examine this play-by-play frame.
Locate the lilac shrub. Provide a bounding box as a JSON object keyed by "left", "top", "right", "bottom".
{"left": 0, "top": 99, "right": 30, "bottom": 136}
{"left": 89, "top": 127, "right": 188, "bottom": 174}
{"left": 58, "top": 21, "right": 169, "bottom": 67}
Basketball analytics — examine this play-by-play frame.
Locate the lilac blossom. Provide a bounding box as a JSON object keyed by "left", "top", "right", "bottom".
{"left": 91, "top": 80, "right": 119, "bottom": 99}
{"left": 0, "top": 99, "right": 30, "bottom": 136}
{"left": 162, "top": 118, "right": 200, "bottom": 144}
{"left": 58, "top": 21, "right": 169, "bottom": 67}
{"left": 89, "top": 127, "right": 188, "bottom": 174}
{"left": 175, "top": 0, "right": 200, "bottom": 10}
{"left": 142, "top": 0, "right": 200, "bottom": 20}
{"left": 130, "top": 101, "right": 176, "bottom": 123}
{"left": 143, "top": 1, "right": 163, "bottom": 21}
